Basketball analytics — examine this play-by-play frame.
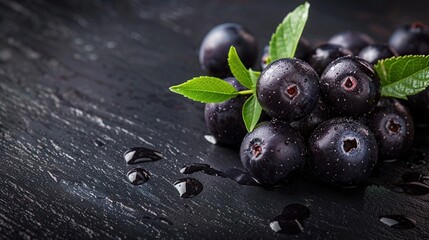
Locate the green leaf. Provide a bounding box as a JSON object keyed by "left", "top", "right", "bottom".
{"left": 248, "top": 69, "right": 261, "bottom": 88}
{"left": 269, "top": 2, "right": 309, "bottom": 62}
{"left": 169, "top": 76, "right": 239, "bottom": 103}
{"left": 228, "top": 46, "right": 253, "bottom": 89}
{"left": 375, "top": 55, "right": 429, "bottom": 99}
{"left": 242, "top": 94, "right": 263, "bottom": 132}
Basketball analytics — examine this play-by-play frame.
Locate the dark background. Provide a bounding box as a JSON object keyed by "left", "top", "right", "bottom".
{"left": 1, "top": 0, "right": 429, "bottom": 239}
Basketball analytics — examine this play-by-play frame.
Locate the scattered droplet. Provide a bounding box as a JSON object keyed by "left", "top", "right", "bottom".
{"left": 180, "top": 163, "right": 218, "bottom": 175}
{"left": 222, "top": 168, "right": 259, "bottom": 186}
{"left": 180, "top": 163, "right": 259, "bottom": 186}
{"left": 124, "top": 147, "right": 163, "bottom": 164}
{"left": 388, "top": 182, "right": 429, "bottom": 195}
{"left": 204, "top": 135, "right": 217, "bottom": 145}
{"left": 173, "top": 177, "right": 203, "bottom": 198}
{"left": 127, "top": 168, "right": 150, "bottom": 185}
{"left": 269, "top": 204, "right": 310, "bottom": 234}
{"left": 379, "top": 215, "right": 416, "bottom": 229}
{"left": 93, "top": 139, "right": 106, "bottom": 147}
{"left": 270, "top": 217, "right": 304, "bottom": 234}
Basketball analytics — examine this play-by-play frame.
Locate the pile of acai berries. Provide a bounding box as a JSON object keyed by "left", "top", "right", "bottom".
{"left": 195, "top": 21, "right": 429, "bottom": 188}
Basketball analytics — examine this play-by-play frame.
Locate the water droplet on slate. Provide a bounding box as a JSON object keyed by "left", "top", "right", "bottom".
{"left": 127, "top": 168, "right": 150, "bottom": 185}
{"left": 269, "top": 204, "right": 310, "bottom": 234}
{"left": 93, "top": 138, "right": 106, "bottom": 147}
{"left": 173, "top": 178, "right": 203, "bottom": 198}
{"left": 204, "top": 135, "right": 217, "bottom": 145}
{"left": 180, "top": 163, "right": 220, "bottom": 175}
{"left": 124, "top": 147, "right": 163, "bottom": 164}
{"left": 379, "top": 215, "right": 416, "bottom": 229}
{"left": 222, "top": 168, "right": 259, "bottom": 186}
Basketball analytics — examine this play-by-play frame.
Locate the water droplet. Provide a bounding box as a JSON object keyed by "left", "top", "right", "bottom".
{"left": 180, "top": 163, "right": 258, "bottom": 186}
{"left": 379, "top": 215, "right": 416, "bottom": 229}
{"left": 269, "top": 204, "right": 310, "bottom": 234}
{"left": 173, "top": 177, "right": 203, "bottom": 198}
{"left": 204, "top": 135, "right": 217, "bottom": 145}
{"left": 124, "top": 147, "right": 163, "bottom": 164}
{"left": 92, "top": 138, "right": 106, "bottom": 147}
{"left": 127, "top": 168, "right": 150, "bottom": 185}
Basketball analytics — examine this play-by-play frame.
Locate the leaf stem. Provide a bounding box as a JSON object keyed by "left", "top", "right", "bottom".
{"left": 238, "top": 89, "right": 254, "bottom": 95}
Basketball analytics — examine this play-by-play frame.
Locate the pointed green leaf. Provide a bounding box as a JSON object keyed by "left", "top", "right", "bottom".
{"left": 170, "top": 77, "right": 238, "bottom": 103}
{"left": 228, "top": 46, "right": 253, "bottom": 89}
{"left": 242, "top": 94, "right": 263, "bottom": 132}
{"left": 375, "top": 55, "right": 429, "bottom": 99}
{"left": 269, "top": 2, "right": 309, "bottom": 62}
{"left": 248, "top": 69, "right": 261, "bottom": 88}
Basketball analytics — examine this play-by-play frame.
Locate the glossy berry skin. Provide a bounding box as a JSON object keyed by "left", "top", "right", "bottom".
{"left": 261, "top": 38, "right": 311, "bottom": 69}
{"left": 368, "top": 98, "right": 414, "bottom": 160}
{"left": 290, "top": 99, "right": 332, "bottom": 139}
{"left": 389, "top": 22, "right": 429, "bottom": 56}
{"left": 328, "top": 31, "right": 375, "bottom": 55}
{"left": 308, "top": 118, "right": 378, "bottom": 187}
{"left": 199, "top": 23, "right": 258, "bottom": 78}
{"left": 307, "top": 43, "right": 353, "bottom": 75}
{"left": 204, "top": 78, "right": 247, "bottom": 146}
{"left": 240, "top": 120, "right": 306, "bottom": 186}
{"left": 257, "top": 58, "right": 320, "bottom": 121}
{"left": 358, "top": 44, "right": 398, "bottom": 65}
{"left": 320, "top": 56, "right": 381, "bottom": 116}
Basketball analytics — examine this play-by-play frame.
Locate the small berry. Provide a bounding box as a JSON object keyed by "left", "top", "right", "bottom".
{"left": 306, "top": 43, "right": 352, "bottom": 75}
{"left": 199, "top": 23, "right": 258, "bottom": 78}
{"left": 358, "top": 44, "right": 398, "bottom": 64}
{"left": 320, "top": 56, "right": 381, "bottom": 116}
{"left": 308, "top": 118, "right": 378, "bottom": 187}
{"left": 240, "top": 120, "right": 307, "bottom": 186}
{"left": 328, "top": 31, "right": 375, "bottom": 55}
{"left": 389, "top": 22, "right": 429, "bottom": 55}
{"left": 257, "top": 58, "right": 320, "bottom": 121}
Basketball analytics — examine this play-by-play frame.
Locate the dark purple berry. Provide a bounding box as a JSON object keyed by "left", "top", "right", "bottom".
{"left": 240, "top": 120, "right": 306, "bottom": 186}
{"left": 257, "top": 58, "right": 320, "bottom": 121}
{"left": 290, "top": 99, "right": 332, "bottom": 139}
{"left": 368, "top": 98, "right": 414, "bottom": 160}
{"left": 199, "top": 23, "right": 258, "bottom": 78}
{"left": 308, "top": 118, "right": 378, "bottom": 187}
{"left": 261, "top": 38, "right": 311, "bottom": 69}
{"left": 306, "top": 43, "right": 353, "bottom": 75}
{"left": 320, "top": 56, "right": 381, "bottom": 116}
{"left": 389, "top": 22, "right": 429, "bottom": 56}
{"left": 358, "top": 44, "right": 398, "bottom": 64}
{"left": 328, "top": 31, "right": 374, "bottom": 55}
{"left": 204, "top": 78, "right": 247, "bottom": 146}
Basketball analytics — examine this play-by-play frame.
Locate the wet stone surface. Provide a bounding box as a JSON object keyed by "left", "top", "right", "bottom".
{"left": 1, "top": 0, "right": 429, "bottom": 239}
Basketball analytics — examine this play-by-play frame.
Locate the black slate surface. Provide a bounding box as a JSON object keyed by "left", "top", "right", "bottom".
{"left": 1, "top": 0, "right": 429, "bottom": 239}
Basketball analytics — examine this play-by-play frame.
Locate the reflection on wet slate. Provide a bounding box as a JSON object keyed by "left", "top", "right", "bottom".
{"left": 124, "top": 147, "right": 163, "bottom": 164}
{"left": 173, "top": 177, "right": 203, "bottom": 198}
{"left": 127, "top": 168, "right": 150, "bottom": 185}
{"left": 379, "top": 215, "right": 416, "bottom": 229}
{"left": 180, "top": 163, "right": 259, "bottom": 186}
{"left": 269, "top": 204, "right": 310, "bottom": 234}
